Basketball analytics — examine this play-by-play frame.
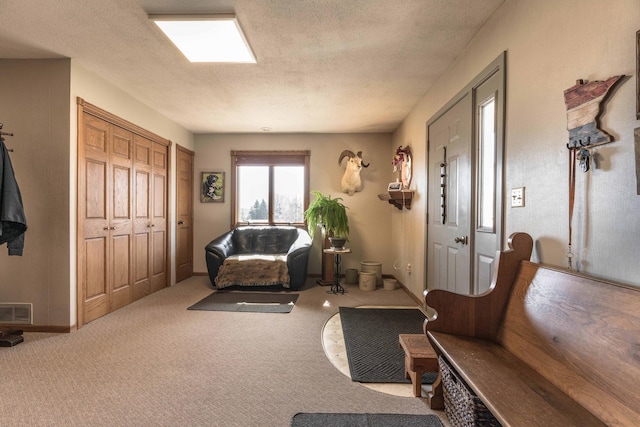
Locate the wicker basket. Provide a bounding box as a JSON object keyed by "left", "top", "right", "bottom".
{"left": 439, "top": 356, "right": 501, "bottom": 427}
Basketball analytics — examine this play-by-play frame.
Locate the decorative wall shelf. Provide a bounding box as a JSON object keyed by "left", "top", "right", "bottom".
{"left": 378, "top": 190, "right": 414, "bottom": 210}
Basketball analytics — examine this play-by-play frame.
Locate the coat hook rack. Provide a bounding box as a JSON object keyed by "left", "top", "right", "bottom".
{"left": 0, "top": 122, "right": 15, "bottom": 152}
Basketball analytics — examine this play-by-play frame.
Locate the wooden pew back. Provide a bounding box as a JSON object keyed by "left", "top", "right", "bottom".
{"left": 498, "top": 261, "right": 640, "bottom": 426}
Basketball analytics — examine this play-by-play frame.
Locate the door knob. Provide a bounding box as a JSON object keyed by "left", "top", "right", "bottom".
{"left": 454, "top": 236, "right": 468, "bottom": 245}
{"left": 178, "top": 220, "right": 184, "bottom": 225}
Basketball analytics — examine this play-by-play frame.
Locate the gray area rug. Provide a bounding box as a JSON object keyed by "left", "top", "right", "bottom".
{"left": 339, "top": 307, "right": 438, "bottom": 383}
{"left": 188, "top": 292, "right": 299, "bottom": 313}
{"left": 291, "top": 412, "right": 443, "bottom": 427}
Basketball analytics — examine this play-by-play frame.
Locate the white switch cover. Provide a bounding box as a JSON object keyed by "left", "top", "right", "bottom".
{"left": 511, "top": 187, "right": 525, "bottom": 207}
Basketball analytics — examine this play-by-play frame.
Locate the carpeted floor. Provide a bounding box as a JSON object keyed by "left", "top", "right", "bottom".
{"left": 1, "top": 276, "right": 449, "bottom": 427}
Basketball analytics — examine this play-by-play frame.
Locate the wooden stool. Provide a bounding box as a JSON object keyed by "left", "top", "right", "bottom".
{"left": 399, "top": 334, "right": 439, "bottom": 398}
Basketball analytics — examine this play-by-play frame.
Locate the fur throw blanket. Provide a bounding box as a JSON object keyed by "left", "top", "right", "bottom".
{"left": 215, "top": 254, "right": 290, "bottom": 289}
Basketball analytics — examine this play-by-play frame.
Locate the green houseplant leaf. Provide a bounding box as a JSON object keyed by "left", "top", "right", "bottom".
{"left": 304, "top": 191, "right": 349, "bottom": 239}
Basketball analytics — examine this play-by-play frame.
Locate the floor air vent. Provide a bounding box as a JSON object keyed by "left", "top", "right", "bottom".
{"left": 0, "top": 303, "right": 33, "bottom": 324}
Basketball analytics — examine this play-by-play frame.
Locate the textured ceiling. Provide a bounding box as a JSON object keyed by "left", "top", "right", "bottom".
{"left": 0, "top": 0, "right": 504, "bottom": 133}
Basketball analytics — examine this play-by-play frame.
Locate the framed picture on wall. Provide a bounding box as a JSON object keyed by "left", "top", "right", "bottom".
{"left": 201, "top": 171, "right": 225, "bottom": 203}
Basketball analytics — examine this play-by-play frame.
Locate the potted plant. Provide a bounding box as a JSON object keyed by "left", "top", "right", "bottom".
{"left": 304, "top": 191, "right": 349, "bottom": 248}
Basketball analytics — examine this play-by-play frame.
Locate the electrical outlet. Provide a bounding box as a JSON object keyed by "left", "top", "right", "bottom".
{"left": 511, "top": 187, "right": 525, "bottom": 207}
{"left": 406, "top": 263, "right": 412, "bottom": 275}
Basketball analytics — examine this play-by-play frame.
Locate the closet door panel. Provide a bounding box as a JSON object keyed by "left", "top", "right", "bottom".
{"left": 151, "top": 229, "right": 166, "bottom": 292}
{"left": 133, "top": 234, "right": 150, "bottom": 300}
{"left": 80, "top": 114, "right": 110, "bottom": 324}
{"left": 153, "top": 144, "right": 167, "bottom": 172}
{"left": 77, "top": 99, "right": 171, "bottom": 327}
{"left": 135, "top": 171, "right": 149, "bottom": 219}
{"left": 85, "top": 161, "right": 106, "bottom": 219}
{"left": 112, "top": 166, "right": 131, "bottom": 219}
{"left": 133, "top": 168, "right": 151, "bottom": 299}
{"left": 153, "top": 173, "right": 166, "bottom": 218}
{"left": 150, "top": 142, "right": 167, "bottom": 293}
{"left": 83, "top": 237, "right": 109, "bottom": 323}
{"left": 84, "top": 115, "right": 108, "bottom": 155}
{"left": 112, "top": 127, "right": 132, "bottom": 160}
{"left": 109, "top": 125, "right": 133, "bottom": 308}
{"left": 133, "top": 135, "right": 152, "bottom": 300}
{"left": 111, "top": 234, "right": 131, "bottom": 310}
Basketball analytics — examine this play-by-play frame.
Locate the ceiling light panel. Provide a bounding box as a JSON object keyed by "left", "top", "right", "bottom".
{"left": 149, "top": 14, "right": 256, "bottom": 63}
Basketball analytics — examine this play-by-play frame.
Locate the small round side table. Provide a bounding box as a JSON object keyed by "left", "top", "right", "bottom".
{"left": 323, "top": 247, "right": 351, "bottom": 294}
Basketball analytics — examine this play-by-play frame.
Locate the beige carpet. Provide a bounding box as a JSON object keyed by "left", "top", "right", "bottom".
{"left": 0, "top": 276, "right": 448, "bottom": 427}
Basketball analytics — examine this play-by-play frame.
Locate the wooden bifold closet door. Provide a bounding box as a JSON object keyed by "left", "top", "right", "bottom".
{"left": 77, "top": 99, "right": 170, "bottom": 327}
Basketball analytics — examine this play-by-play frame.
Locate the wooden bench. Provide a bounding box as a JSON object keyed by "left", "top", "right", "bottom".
{"left": 424, "top": 232, "right": 640, "bottom": 427}
{"left": 398, "top": 333, "right": 438, "bottom": 398}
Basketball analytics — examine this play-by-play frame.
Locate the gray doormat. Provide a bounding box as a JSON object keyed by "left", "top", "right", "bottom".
{"left": 339, "top": 307, "right": 437, "bottom": 383}
{"left": 291, "top": 413, "right": 443, "bottom": 427}
{"left": 188, "top": 292, "right": 299, "bottom": 313}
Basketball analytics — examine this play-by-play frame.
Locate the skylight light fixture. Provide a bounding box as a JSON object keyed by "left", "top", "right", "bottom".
{"left": 149, "top": 14, "right": 256, "bottom": 63}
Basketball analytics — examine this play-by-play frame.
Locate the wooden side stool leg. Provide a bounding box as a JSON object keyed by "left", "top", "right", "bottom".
{"left": 399, "top": 334, "right": 439, "bottom": 400}
{"left": 408, "top": 369, "right": 423, "bottom": 397}
{"left": 404, "top": 350, "right": 422, "bottom": 396}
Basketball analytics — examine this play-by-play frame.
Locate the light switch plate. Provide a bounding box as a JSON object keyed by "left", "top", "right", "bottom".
{"left": 511, "top": 187, "right": 525, "bottom": 207}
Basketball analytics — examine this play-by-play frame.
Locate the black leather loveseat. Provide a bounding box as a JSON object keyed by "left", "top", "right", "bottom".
{"left": 205, "top": 226, "right": 312, "bottom": 290}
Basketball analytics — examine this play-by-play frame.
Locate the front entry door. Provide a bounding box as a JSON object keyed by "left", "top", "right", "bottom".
{"left": 427, "top": 94, "right": 472, "bottom": 294}
{"left": 426, "top": 53, "right": 505, "bottom": 295}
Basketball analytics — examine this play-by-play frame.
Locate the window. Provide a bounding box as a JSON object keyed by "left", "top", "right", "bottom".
{"left": 477, "top": 94, "right": 496, "bottom": 232}
{"left": 230, "top": 151, "right": 310, "bottom": 228}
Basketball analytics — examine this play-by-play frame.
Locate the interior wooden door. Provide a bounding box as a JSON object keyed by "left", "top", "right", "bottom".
{"left": 77, "top": 98, "right": 172, "bottom": 328}
{"left": 176, "top": 145, "right": 194, "bottom": 283}
{"left": 78, "top": 114, "right": 111, "bottom": 324}
{"left": 133, "top": 134, "right": 152, "bottom": 300}
{"left": 78, "top": 116, "right": 134, "bottom": 321}
{"left": 108, "top": 125, "right": 134, "bottom": 311}
{"left": 150, "top": 141, "right": 168, "bottom": 293}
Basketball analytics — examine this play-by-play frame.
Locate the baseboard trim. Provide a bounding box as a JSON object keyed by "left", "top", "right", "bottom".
{"left": 0, "top": 324, "right": 74, "bottom": 333}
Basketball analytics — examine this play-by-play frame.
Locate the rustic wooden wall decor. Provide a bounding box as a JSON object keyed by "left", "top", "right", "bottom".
{"left": 564, "top": 76, "right": 624, "bottom": 149}
{"left": 564, "top": 76, "right": 625, "bottom": 268}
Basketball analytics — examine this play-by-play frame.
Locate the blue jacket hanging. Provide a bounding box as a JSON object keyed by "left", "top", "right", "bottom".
{"left": 0, "top": 137, "right": 27, "bottom": 255}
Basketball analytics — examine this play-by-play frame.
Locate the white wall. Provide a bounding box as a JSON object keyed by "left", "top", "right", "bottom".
{"left": 193, "top": 133, "right": 397, "bottom": 281}
{"left": 393, "top": 0, "right": 640, "bottom": 298}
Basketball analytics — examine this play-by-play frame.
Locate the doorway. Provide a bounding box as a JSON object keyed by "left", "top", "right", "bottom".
{"left": 426, "top": 53, "right": 505, "bottom": 295}
{"left": 176, "top": 145, "right": 194, "bottom": 283}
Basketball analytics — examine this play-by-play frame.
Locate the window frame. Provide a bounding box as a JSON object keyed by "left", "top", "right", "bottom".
{"left": 230, "top": 150, "right": 310, "bottom": 229}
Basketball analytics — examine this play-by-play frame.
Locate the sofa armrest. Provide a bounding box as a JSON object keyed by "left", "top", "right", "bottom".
{"left": 205, "top": 231, "right": 236, "bottom": 286}
{"left": 286, "top": 229, "right": 312, "bottom": 289}
{"left": 287, "top": 229, "right": 312, "bottom": 255}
